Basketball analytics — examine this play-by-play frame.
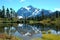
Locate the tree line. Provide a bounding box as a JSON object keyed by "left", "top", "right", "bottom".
{"left": 0, "top": 6, "right": 17, "bottom": 18}
{"left": 27, "top": 10, "right": 60, "bottom": 21}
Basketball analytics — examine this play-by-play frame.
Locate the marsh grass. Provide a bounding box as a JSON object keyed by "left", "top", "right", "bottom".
{"left": 42, "top": 34, "right": 59, "bottom": 40}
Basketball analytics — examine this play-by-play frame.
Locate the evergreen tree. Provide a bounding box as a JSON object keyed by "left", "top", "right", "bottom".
{"left": 41, "top": 10, "right": 45, "bottom": 20}
{"left": 2, "top": 6, "right": 5, "bottom": 18}
{"left": 55, "top": 11, "right": 58, "bottom": 18}
{"left": 0, "top": 9, "right": 2, "bottom": 17}
{"left": 6, "top": 8, "right": 10, "bottom": 18}
{"left": 10, "top": 8, "right": 13, "bottom": 18}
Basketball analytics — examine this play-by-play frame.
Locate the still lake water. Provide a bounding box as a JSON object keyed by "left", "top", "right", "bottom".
{"left": 0, "top": 23, "right": 60, "bottom": 40}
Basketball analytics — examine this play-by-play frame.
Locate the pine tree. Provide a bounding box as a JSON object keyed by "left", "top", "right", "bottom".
{"left": 6, "top": 8, "right": 10, "bottom": 18}
{"left": 0, "top": 9, "right": 2, "bottom": 17}
{"left": 10, "top": 8, "right": 13, "bottom": 18}
{"left": 2, "top": 6, "right": 5, "bottom": 18}
{"left": 41, "top": 10, "right": 44, "bottom": 20}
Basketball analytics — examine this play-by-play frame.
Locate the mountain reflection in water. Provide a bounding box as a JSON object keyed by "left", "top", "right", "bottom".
{"left": 0, "top": 23, "right": 60, "bottom": 40}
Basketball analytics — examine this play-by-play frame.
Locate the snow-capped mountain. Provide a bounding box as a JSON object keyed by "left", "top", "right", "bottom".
{"left": 17, "top": 5, "right": 51, "bottom": 18}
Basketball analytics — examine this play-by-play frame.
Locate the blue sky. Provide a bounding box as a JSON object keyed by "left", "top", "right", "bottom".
{"left": 0, "top": 0, "right": 60, "bottom": 12}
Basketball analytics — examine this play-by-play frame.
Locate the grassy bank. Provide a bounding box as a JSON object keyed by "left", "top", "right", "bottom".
{"left": 0, "top": 18, "right": 18, "bottom": 23}
{"left": 0, "top": 34, "right": 23, "bottom": 40}
{"left": 28, "top": 17, "right": 60, "bottom": 26}
{"left": 42, "top": 34, "right": 59, "bottom": 40}
{"left": 0, "top": 34, "right": 59, "bottom": 40}
{"left": 0, "top": 23, "right": 18, "bottom": 27}
{"left": 31, "top": 34, "right": 59, "bottom": 40}
{"left": 39, "top": 18, "right": 60, "bottom": 26}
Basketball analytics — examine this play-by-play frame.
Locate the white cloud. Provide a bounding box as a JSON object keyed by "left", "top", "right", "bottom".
{"left": 54, "top": 8, "right": 60, "bottom": 11}
{"left": 20, "top": 0, "right": 25, "bottom": 3}
{"left": 50, "top": 8, "right": 60, "bottom": 12}
{"left": 5, "top": 0, "right": 13, "bottom": 1}
{"left": 52, "top": 8, "right": 60, "bottom": 12}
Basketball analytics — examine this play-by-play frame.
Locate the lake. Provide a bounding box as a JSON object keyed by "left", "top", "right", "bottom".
{"left": 0, "top": 23, "right": 60, "bottom": 40}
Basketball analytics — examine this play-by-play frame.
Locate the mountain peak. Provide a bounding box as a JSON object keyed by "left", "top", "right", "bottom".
{"left": 17, "top": 5, "right": 51, "bottom": 18}
{"left": 24, "top": 7, "right": 31, "bottom": 11}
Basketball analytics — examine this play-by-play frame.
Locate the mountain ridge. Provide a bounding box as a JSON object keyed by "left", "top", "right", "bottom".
{"left": 17, "top": 5, "right": 53, "bottom": 19}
